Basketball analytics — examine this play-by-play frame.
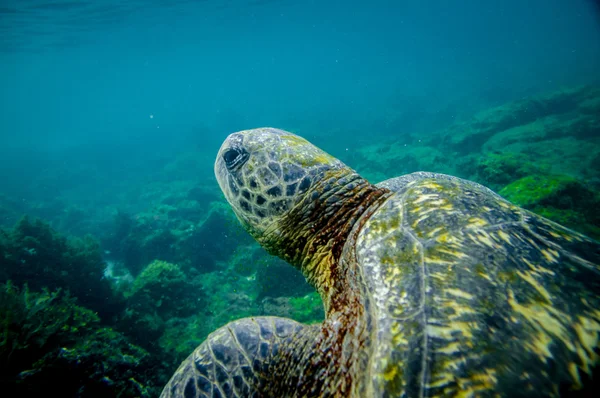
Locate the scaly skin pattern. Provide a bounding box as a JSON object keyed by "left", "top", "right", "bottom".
{"left": 162, "top": 128, "right": 600, "bottom": 397}
{"left": 362, "top": 172, "right": 600, "bottom": 397}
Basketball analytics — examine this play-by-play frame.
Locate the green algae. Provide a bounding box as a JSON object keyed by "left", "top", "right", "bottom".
{"left": 499, "top": 174, "right": 600, "bottom": 240}
{"left": 288, "top": 292, "right": 324, "bottom": 324}
{"left": 499, "top": 175, "right": 581, "bottom": 208}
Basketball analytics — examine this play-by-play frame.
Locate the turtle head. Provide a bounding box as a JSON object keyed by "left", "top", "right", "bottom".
{"left": 215, "top": 127, "right": 345, "bottom": 243}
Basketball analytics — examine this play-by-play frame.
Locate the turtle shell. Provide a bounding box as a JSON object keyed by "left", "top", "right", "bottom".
{"left": 355, "top": 172, "right": 600, "bottom": 397}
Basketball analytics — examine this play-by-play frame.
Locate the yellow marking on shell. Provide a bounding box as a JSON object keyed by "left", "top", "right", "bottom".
{"left": 413, "top": 244, "right": 420, "bottom": 254}
{"left": 573, "top": 315, "right": 600, "bottom": 365}
{"left": 529, "top": 330, "right": 554, "bottom": 360}
{"left": 383, "top": 364, "right": 398, "bottom": 381}
{"left": 523, "top": 258, "right": 555, "bottom": 276}
{"left": 541, "top": 248, "right": 559, "bottom": 263}
{"left": 391, "top": 322, "right": 409, "bottom": 345}
{"left": 507, "top": 289, "right": 576, "bottom": 362}
{"left": 568, "top": 363, "right": 582, "bottom": 389}
{"left": 525, "top": 237, "right": 541, "bottom": 250}
{"left": 426, "top": 226, "right": 444, "bottom": 238}
{"left": 427, "top": 199, "right": 451, "bottom": 207}
{"left": 418, "top": 181, "right": 445, "bottom": 190}
{"left": 430, "top": 272, "right": 447, "bottom": 281}
{"left": 384, "top": 263, "right": 402, "bottom": 281}
{"left": 475, "top": 265, "right": 493, "bottom": 282}
{"left": 516, "top": 270, "right": 552, "bottom": 303}
{"left": 445, "top": 288, "right": 474, "bottom": 300}
{"left": 442, "top": 302, "right": 477, "bottom": 318}
{"left": 436, "top": 247, "right": 468, "bottom": 259}
{"left": 413, "top": 193, "right": 439, "bottom": 204}
{"left": 470, "top": 231, "right": 496, "bottom": 248}
{"left": 443, "top": 355, "right": 469, "bottom": 371}
{"left": 424, "top": 257, "right": 454, "bottom": 266}
{"left": 438, "top": 203, "right": 454, "bottom": 211}
{"left": 428, "top": 320, "right": 476, "bottom": 340}
{"left": 436, "top": 341, "right": 461, "bottom": 355}
{"left": 497, "top": 230, "right": 511, "bottom": 244}
{"left": 466, "top": 217, "right": 488, "bottom": 228}
{"left": 415, "top": 206, "right": 438, "bottom": 216}
{"left": 427, "top": 373, "right": 454, "bottom": 389}
{"left": 411, "top": 212, "right": 435, "bottom": 228}
{"left": 455, "top": 369, "right": 498, "bottom": 398}
{"left": 435, "top": 233, "right": 463, "bottom": 247}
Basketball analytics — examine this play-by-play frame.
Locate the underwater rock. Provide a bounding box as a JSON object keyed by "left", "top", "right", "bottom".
{"left": 499, "top": 174, "right": 592, "bottom": 209}
{"left": 0, "top": 216, "right": 116, "bottom": 318}
{"left": 119, "top": 260, "right": 206, "bottom": 349}
{"left": 473, "top": 152, "right": 546, "bottom": 190}
{"left": 436, "top": 85, "right": 600, "bottom": 155}
{"left": 499, "top": 174, "right": 600, "bottom": 239}
{"left": 126, "top": 259, "right": 205, "bottom": 318}
{"left": 0, "top": 282, "right": 158, "bottom": 397}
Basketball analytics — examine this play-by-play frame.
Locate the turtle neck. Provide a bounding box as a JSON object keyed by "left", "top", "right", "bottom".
{"left": 260, "top": 166, "right": 391, "bottom": 315}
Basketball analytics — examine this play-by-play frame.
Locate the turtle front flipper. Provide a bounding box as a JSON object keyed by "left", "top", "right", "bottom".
{"left": 160, "top": 316, "right": 315, "bottom": 398}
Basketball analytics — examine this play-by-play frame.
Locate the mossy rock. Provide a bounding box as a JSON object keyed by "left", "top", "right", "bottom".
{"left": 434, "top": 85, "right": 600, "bottom": 154}
{"left": 128, "top": 260, "right": 186, "bottom": 297}
{"left": 0, "top": 282, "right": 158, "bottom": 397}
{"left": 0, "top": 217, "right": 116, "bottom": 318}
{"left": 198, "top": 270, "right": 261, "bottom": 330}
{"left": 288, "top": 292, "right": 324, "bottom": 324}
{"left": 499, "top": 174, "right": 600, "bottom": 239}
{"left": 475, "top": 152, "right": 545, "bottom": 189}
{"left": 499, "top": 174, "right": 591, "bottom": 209}
{"left": 159, "top": 315, "right": 207, "bottom": 364}
{"left": 126, "top": 260, "right": 204, "bottom": 318}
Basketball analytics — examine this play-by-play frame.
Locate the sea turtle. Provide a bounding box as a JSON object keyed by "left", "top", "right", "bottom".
{"left": 162, "top": 127, "right": 600, "bottom": 397}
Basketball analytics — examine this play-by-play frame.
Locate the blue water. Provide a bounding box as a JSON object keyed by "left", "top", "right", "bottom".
{"left": 1, "top": 0, "right": 599, "bottom": 152}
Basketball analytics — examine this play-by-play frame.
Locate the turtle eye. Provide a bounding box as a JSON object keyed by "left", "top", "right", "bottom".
{"left": 223, "top": 147, "right": 248, "bottom": 172}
